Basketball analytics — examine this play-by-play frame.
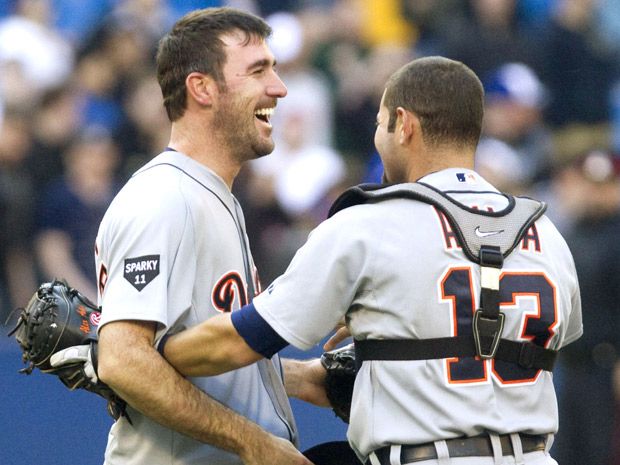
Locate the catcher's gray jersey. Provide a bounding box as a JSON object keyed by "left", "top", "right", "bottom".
{"left": 95, "top": 150, "right": 296, "bottom": 465}
{"left": 253, "top": 168, "right": 582, "bottom": 460}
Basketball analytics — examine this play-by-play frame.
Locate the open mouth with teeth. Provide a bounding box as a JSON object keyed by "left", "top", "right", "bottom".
{"left": 254, "top": 107, "right": 274, "bottom": 125}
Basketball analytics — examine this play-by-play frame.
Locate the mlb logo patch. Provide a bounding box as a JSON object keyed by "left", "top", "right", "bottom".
{"left": 456, "top": 172, "right": 477, "bottom": 184}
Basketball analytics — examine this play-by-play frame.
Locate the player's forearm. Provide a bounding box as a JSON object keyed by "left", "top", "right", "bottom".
{"left": 97, "top": 320, "right": 267, "bottom": 457}
{"left": 163, "top": 312, "right": 262, "bottom": 377}
{"left": 282, "top": 358, "right": 329, "bottom": 407}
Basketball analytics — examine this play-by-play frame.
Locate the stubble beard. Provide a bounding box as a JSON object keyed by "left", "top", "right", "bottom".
{"left": 215, "top": 94, "right": 274, "bottom": 163}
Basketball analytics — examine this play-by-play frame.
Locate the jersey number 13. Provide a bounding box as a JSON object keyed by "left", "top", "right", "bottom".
{"left": 440, "top": 267, "right": 558, "bottom": 385}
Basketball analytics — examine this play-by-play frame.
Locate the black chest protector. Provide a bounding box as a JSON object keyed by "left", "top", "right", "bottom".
{"left": 328, "top": 182, "right": 557, "bottom": 372}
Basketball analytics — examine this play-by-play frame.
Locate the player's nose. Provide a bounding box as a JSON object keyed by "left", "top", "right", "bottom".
{"left": 266, "top": 73, "right": 287, "bottom": 98}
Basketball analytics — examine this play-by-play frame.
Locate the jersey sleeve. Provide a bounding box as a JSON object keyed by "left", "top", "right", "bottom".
{"left": 96, "top": 172, "right": 194, "bottom": 333}
{"left": 252, "top": 208, "right": 374, "bottom": 350}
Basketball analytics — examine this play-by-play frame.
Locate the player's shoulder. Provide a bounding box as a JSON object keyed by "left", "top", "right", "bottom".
{"left": 323, "top": 201, "right": 379, "bottom": 228}
{"left": 327, "top": 191, "right": 433, "bottom": 222}
{"left": 317, "top": 196, "right": 424, "bottom": 242}
{"left": 534, "top": 213, "right": 569, "bottom": 245}
{"left": 129, "top": 152, "right": 190, "bottom": 190}
{"left": 115, "top": 166, "right": 184, "bottom": 210}
{"left": 103, "top": 155, "right": 192, "bottom": 227}
{"left": 114, "top": 151, "right": 225, "bottom": 205}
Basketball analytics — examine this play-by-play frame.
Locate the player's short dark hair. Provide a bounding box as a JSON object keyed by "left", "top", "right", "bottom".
{"left": 384, "top": 56, "right": 484, "bottom": 149}
{"left": 156, "top": 7, "right": 272, "bottom": 121}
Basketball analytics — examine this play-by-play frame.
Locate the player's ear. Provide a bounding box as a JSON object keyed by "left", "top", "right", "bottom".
{"left": 185, "top": 72, "right": 217, "bottom": 107}
{"left": 396, "top": 107, "right": 415, "bottom": 145}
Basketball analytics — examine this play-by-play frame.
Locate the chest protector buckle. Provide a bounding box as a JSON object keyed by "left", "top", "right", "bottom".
{"left": 473, "top": 246, "right": 505, "bottom": 359}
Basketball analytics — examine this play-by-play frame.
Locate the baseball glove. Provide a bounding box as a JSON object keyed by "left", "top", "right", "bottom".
{"left": 8, "top": 279, "right": 128, "bottom": 421}
{"left": 320, "top": 343, "right": 358, "bottom": 423}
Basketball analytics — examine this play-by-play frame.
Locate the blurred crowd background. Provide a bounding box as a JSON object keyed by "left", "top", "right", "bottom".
{"left": 1, "top": 0, "right": 620, "bottom": 464}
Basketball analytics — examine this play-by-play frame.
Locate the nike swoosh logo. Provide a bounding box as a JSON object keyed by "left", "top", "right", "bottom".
{"left": 474, "top": 226, "right": 504, "bottom": 238}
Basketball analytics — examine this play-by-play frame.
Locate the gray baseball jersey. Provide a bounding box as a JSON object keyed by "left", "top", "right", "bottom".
{"left": 95, "top": 150, "right": 296, "bottom": 465}
{"left": 252, "top": 168, "right": 582, "bottom": 460}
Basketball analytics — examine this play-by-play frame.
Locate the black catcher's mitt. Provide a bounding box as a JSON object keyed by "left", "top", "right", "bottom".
{"left": 320, "top": 343, "right": 357, "bottom": 423}
{"left": 8, "top": 280, "right": 128, "bottom": 421}
{"left": 304, "top": 441, "right": 363, "bottom": 465}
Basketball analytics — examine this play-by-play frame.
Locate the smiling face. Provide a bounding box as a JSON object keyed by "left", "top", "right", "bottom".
{"left": 214, "top": 32, "right": 287, "bottom": 162}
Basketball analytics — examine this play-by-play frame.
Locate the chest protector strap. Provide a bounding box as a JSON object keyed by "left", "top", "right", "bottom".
{"left": 328, "top": 182, "right": 557, "bottom": 372}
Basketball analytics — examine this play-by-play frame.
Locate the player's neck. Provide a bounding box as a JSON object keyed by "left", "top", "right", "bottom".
{"left": 408, "top": 146, "right": 475, "bottom": 181}
{"left": 168, "top": 123, "right": 241, "bottom": 190}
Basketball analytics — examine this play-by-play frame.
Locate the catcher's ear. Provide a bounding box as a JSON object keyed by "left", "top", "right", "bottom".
{"left": 396, "top": 107, "right": 415, "bottom": 145}
{"left": 185, "top": 72, "right": 217, "bottom": 107}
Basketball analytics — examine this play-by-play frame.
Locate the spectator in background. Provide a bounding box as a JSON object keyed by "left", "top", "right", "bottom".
{"left": 266, "top": 11, "right": 334, "bottom": 147}
{"left": 598, "top": 0, "right": 620, "bottom": 55}
{"left": 516, "top": 0, "right": 556, "bottom": 33}
{"left": 116, "top": 73, "right": 171, "bottom": 179}
{"left": 72, "top": 49, "right": 125, "bottom": 134}
{"left": 356, "top": 0, "right": 415, "bottom": 49}
{"left": 0, "top": 0, "right": 74, "bottom": 110}
{"left": 400, "top": 0, "right": 466, "bottom": 57}
{"left": 34, "top": 127, "right": 120, "bottom": 302}
{"left": 169, "top": 0, "right": 222, "bottom": 18}
{"left": 442, "top": 0, "right": 543, "bottom": 81}
{"left": 474, "top": 137, "right": 530, "bottom": 195}
{"left": 50, "top": 0, "right": 114, "bottom": 44}
{"left": 73, "top": 0, "right": 169, "bottom": 139}
{"left": 305, "top": 0, "right": 413, "bottom": 159}
{"left": 539, "top": 0, "right": 619, "bottom": 128}
{"left": 480, "top": 62, "right": 553, "bottom": 184}
{"left": 0, "top": 111, "right": 37, "bottom": 320}
{"left": 548, "top": 149, "right": 620, "bottom": 465}
{"left": 106, "top": 0, "right": 173, "bottom": 43}
{"left": 0, "top": 1, "right": 18, "bottom": 17}
{"left": 334, "top": 43, "right": 413, "bottom": 160}
{"left": 25, "top": 85, "right": 81, "bottom": 192}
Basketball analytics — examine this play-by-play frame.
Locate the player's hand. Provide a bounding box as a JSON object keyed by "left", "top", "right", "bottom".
{"left": 298, "top": 358, "right": 330, "bottom": 407}
{"left": 282, "top": 358, "right": 329, "bottom": 407}
{"left": 241, "top": 433, "right": 314, "bottom": 465}
{"left": 323, "top": 319, "right": 351, "bottom": 351}
{"left": 50, "top": 344, "right": 98, "bottom": 383}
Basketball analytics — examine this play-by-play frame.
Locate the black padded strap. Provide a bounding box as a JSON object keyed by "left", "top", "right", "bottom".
{"left": 473, "top": 245, "right": 505, "bottom": 359}
{"left": 354, "top": 337, "right": 557, "bottom": 371}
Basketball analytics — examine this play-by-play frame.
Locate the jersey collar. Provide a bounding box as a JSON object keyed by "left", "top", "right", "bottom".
{"left": 156, "top": 149, "right": 236, "bottom": 207}
{"left": 418, "top": 168, "right": 499, "bottom": 193}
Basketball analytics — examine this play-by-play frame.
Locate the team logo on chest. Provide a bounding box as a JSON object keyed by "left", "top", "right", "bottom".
{"left": 212, "top": 271, "right": 248, "bottom": 313}
{"left": 124, "top": 255, "right": 160, "bottom": 291}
